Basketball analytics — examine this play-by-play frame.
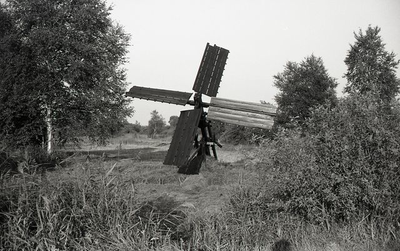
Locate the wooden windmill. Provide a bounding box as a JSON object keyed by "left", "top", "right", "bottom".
{"left": 126, "top": 43, "right": 276, "bottom": 174}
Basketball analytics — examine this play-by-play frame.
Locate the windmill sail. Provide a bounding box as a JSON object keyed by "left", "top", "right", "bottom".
{"left": 193, "top": 43, "right": 229, "bottom": 97}
{"left": 164, "top": 109, "right": 202, "bottom": 166}
{"left": 208, "top": 97, "right": 276, "bottom": 130}
{"left": 126, "top": 86, "right": 192, "bottom": 106}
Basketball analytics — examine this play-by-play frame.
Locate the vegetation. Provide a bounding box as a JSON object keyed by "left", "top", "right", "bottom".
{"left": 1, "top": 135, "right": 398, "bottom": 250}
{"left": 257, "top": 94, "right": 400, "bottom": 223}
{"left": 147, "top": 110, "right": 166, "bottom": 138}
{"left": 168, "top": 115, "right": 179, "bottom": 128}
{"left": 274, "top": 55, "right": 338, "bottom": 130}
{"left": 0, "top": 0, "right": 132, "bottom": 152}
{"left": 216, "top": 122, "right": 272, "bottom": 145}
{"left": 1, "top": 23, "right": 400, "bottom": 250}
{"left": 118, "top": 120, "right": 143, "bottom": 135}
{"left": 344, "top": 26, "right": 400, "bottom": 102}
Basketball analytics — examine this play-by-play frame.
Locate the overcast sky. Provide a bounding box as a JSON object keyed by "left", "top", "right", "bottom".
{"left": 107, "top": 0, "right": 400, "bottom": 125}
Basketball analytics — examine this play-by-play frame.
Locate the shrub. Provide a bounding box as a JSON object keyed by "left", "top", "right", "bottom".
{"left": 262, "top": 93, "right": 400, "bottom": 225}
{"left": 305, "top": 94, "right": 400, "bottom": 223}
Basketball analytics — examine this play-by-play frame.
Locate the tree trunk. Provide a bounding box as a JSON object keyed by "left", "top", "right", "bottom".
{"left": 46, "top": 106, "right": 53, "bottom": 155}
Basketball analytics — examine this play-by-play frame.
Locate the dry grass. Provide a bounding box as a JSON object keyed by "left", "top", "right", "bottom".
{"left": 0, "top": 136, "right": 398, "bottom": 250}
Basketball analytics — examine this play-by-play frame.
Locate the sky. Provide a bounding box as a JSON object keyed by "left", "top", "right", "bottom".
{"left": 107, "top": 0, "right": 400, "bottom": 125}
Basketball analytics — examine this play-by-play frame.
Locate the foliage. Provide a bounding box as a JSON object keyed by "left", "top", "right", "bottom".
{"left": 1, "top": 146, "right": 398, "bottom": 250}
{"left": 0, "top": 164, "right": 190, "bottom": 250}
{"left": 209, "top": 121, "right": 225, "bottom": 139}
{"left": 220, "top": 123, "right": 272, "bottom": 145}
{"left": 344, "top": 26, "right": 400, "bottom": 102}
{"left": 0, "top": 4, "right": 46, "bottom": 148}
{"left": 0, "top": 0, "right": 132, "bottom": 150}
{"left": 168, "top": 115, "right": 179, "bottom": 128}
{"left": 118, "top": 120, "right": 142, "bottom": 135}
{"left": 274, "top": 55, "right": 338, "bottom": 130}
{"left": 263, "top": 94, "right": 400, "bottom": 225}
{"left": 148, "top": 110, "right": 166, "bottom": 138}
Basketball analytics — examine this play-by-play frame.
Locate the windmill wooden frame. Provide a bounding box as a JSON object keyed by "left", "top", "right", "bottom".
{"left": 126, "top": 43, "right": 276, "bottom": 174}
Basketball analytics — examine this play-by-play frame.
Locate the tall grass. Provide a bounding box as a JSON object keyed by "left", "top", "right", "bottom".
{"left": 0, "top": 162, "right": 188, "bottom": 250}
{"left": 1, "top": 151, "right": 398, "bottom": 250}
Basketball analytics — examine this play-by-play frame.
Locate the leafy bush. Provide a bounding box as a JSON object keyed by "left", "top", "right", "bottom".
{"left": 262, "top": 93, "right": 400, "bottom": 225}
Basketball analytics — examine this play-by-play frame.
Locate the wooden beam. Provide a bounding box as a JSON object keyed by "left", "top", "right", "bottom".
{"left": 209, "top": 107, "right": 274, "bottom": 121}
{"left": 208, "top": 108, "right": 274, "bottom": 129}
{"left": 210, "top": 97, "right": 276, "bottom": 116}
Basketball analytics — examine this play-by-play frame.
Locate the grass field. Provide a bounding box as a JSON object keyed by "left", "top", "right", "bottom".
{"left": 0, "top": 135, "right": 398, "bottom": 250}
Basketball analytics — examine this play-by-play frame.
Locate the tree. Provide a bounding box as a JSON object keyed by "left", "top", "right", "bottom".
{"left": 0, "top": 0, "right": 132, "bottom": 153}
{"left": 344, "top": 26, "right": 400, "bottom": 102}
{"left": 118, "top": 120, "right": 141, "bottom": 135}
{"left": 0, "top": 3, "right": 46, "bottom": 150}
{"left": 168, "top": 115, "right": 179, "bottom": 128}
{"left": 148, "top": 110, "right": 165, "bottom": 138}
{"left": 273, "top": 55, "right": 338, "bottom": 129}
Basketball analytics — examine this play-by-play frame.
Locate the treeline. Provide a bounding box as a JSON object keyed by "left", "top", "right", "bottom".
{"left": 241, "top": 26, "right": 400, "bottom": 237}
{"left": 118, "top": 111, "right": 180, "bottom": 139}
{"left": 216, "top": 26, "right": 399, "bottom": 146}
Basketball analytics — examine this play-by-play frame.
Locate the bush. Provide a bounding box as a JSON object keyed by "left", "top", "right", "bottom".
{"left": 261, "top": 94, "right": 400, "bottom": 225}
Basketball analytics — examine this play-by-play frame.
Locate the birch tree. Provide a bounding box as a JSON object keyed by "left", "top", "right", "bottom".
{"left": 0, "top": 0, "right": 132, "bottom": 153}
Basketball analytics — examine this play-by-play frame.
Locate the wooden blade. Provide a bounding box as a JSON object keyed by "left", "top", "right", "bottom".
{"left": 208, "top": 97, "right": 276, "bottom": 130}
{"left": 126, "top": 86, "right": 192, "bottom": 106}
{"left": 193, "top": 43, "right": 229, "bottom": 97}
{"left": 164, "top": 109, "right": 202, "bottom": 166}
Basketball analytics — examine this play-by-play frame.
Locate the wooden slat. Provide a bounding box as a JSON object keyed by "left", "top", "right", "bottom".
{"left": 210, "top": 116, "right": 273, "bottom": 130}
{"left": 208, "top": 98, "right": 277, "bottom": 129}
{"left": 210, "top": 97, "right": 276, "bottom": 116}
{"left": 193, "top": 43, "right": 215, "bottom": 95}
{"left": 126, "top": 86, "right": 192, "bottom": 106}
{"left": 209, "top": 107, "right": 274, "bottom": 121}
{"left": 208, "top": 108, "right": 274, "bottom": 130}
{"left": 202, "top": 45, "right": 218, "bottom": 95}
{"left": 164, "top": 109, "right": 202, "bottom": 166}
{"left": 193, "top": 44, "right": 229, "bottom": 97}
{"left": 207, "top": 47, "right": 229, "bottom": 96}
